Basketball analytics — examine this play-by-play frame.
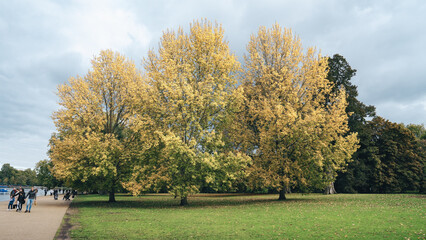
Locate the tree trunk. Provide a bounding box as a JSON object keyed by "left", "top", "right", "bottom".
{"left": 324, "top": 182, "right": 337, "bottom": 195}
{"left": 278, "top": 189, "right": 286, "bottom": 200}
{"left": 108, "top": 184, "right": 115, "bottom": 202}
{"left": 108, "top": 178, "right": 117, "bottom": 202}
{"left": 180, "top": 196, "right": 188, "bottom": 206}
{"left": 108, "top": 191, "right": 116, "bottom": 202}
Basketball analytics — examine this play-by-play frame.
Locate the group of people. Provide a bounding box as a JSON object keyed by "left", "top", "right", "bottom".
{"left": 52, "top": 189, "right": 76, "bottom": 200}
{"left": 7, "top": 187, "right": 76, "bottom": 213}
{"left": 62, "top": 189, "right": 76, "bottom": 200}
{"left": 8, "top": 187, "right": 38, "bottom": 213}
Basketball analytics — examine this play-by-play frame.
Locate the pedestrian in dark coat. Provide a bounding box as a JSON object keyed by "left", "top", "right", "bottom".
{"left": 16, "top": 191, "right": 25, "bottom": 212}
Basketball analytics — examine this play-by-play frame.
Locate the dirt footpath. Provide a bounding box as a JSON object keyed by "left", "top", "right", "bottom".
{"left": 0, "top": 195, "right": 71, "bottom": 240}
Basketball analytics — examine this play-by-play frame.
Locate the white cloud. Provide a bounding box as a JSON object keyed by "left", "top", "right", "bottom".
{"left": 376, "top": 96, "right": 426, "bottom": 125}
{"left": 58, "top": 2, "right": 151, "bottom": 63}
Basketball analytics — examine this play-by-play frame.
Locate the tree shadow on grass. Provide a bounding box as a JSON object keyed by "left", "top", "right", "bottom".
{"left": 72, "top": 193, "right": 317, "bottom": 210}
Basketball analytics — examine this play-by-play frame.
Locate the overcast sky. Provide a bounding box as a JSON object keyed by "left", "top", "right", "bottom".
{"left": 1, "top": 0, "right": 425, "bottom": 169}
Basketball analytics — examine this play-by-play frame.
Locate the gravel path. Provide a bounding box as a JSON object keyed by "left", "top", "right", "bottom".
{"left": 0, "top": 195, "right": 72, "bottom": 240}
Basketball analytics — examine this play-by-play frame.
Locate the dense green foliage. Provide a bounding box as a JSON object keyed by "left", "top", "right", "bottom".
{"left": 404, "top": 123, "right": 426, "bottom": 193}
{"left": 406, "top": 124, "right": 426, "bottom": 140}
{"left": 35, "top": 159, "right": 62, "bottom": 189}
{"left": 329, "top": 55, "right": 425, "bottom": 194}
{"left": 367, "top": 117, "right": 423, "bottom": 192}
{"left": 68, "top": 193, "right": 425, "bottom": 239}
{"left": 0, "top": 163, "right": 37, "bottom": 186}
{"left": 0, "top": 160, "right": 62, "bottom": 188}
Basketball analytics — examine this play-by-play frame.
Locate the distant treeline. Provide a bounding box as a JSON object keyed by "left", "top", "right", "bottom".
{"left": 0, "top": 163, "right": 37, "bottom": 186}
{"left": 0, "top": 160, "right": 62, "bottom": 188}
{"left": 335, "top": 118, "right": 425, "bottom": 194}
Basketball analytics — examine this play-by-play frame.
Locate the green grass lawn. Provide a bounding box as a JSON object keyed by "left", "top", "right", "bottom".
{"left": 67, "top": 193, "right": 425, "bottom": 239}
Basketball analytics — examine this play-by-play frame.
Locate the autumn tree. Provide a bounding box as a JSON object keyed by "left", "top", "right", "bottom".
{"left": 241, "top": 24, "right": 358, "bottom": 200}
{"left": 50, "top": 50, "right": 142, "bottom": 202}
{"left": 124, "top": 20, "right": 250, "bottom": 205}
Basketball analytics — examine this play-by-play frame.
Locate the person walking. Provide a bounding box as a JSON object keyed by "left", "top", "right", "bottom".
{"left": 16, "top": 190, "right": 25, "bottom": 212}
{"left": 25, "top": 187, "right": 38, "bottom": 213}
{"left": 53, "top": 189, "right": 58, "bottom": 200}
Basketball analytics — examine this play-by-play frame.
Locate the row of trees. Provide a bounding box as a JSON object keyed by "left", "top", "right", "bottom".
{"left": 0, "top": 161, "right": 62, "bottom": 188}
{"left": 0, "top": 163, "right": 37, "bottom": 186}
{"left": 48, "top": 20, "right": 424, "bottom": 204}
{"left": 336, "top": 118, "right": 425, "bottom": 193}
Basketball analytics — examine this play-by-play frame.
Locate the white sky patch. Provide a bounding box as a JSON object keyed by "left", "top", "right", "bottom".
{"left": 0, "top": 132, "right": 49, "bottom": 170}
{"left": 56, "top": 1, "right": 152, "bottom": 66}
{"left": 376, "top": 96, "right": 426, "bottom": 125}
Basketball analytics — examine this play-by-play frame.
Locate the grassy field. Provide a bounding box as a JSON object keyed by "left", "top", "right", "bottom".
{"left": 66, "top": 193, "right": 425, "bottom": 239}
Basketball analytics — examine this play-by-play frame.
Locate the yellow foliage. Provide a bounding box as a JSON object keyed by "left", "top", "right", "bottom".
{"left": 242, "top": 24, "right": 359, "bottom": 193}
{"left": 50, "top": 50, "right": 143, "bottom": 194}
{"left": 49, "top": 21, "right": 358, "bottom": 201}
{"left": 124, "top": 20, "right": 250, "bottom": 200}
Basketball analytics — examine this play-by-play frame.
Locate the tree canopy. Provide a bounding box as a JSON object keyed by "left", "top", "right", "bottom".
{"left": 35, "top": 159, "right": 62, "bottom": 189}
{"left": 406, "top": 124, "right": 426, "bottom": 140}
{"left": 0, "top": 163, "right": 37, "bottom": 186}
{"left": 240, "top": 24, "right": 358, "bottom": 200}
{"left": 368, "top": 117, "right": 423, "bottom": 192}
{"left": 50, "top": 49, "right": 142, "bottom": 202}
{"left": 123, "top": 20, "right": 250, "bottom": 205}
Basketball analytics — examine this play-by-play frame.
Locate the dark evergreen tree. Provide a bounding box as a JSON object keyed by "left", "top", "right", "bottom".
{"left": 329, "top": 54, "right": 424, "bottom": 193}
{"left": 326, "top": 54, "right": 376, "bottom": 132}
{"left": 325, "top": 54, "right": 375, "bottom": 193}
